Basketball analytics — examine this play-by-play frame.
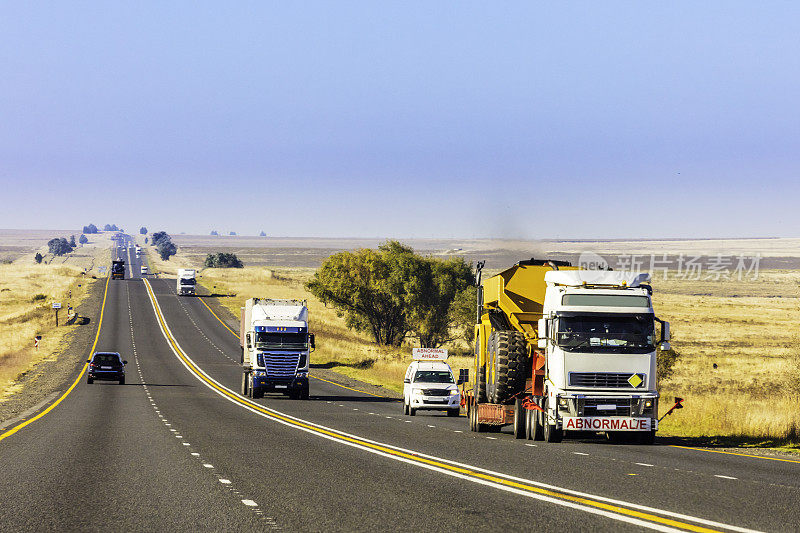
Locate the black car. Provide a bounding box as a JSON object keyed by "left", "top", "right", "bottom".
{"left": 87, "top": 352, "right": 127, "bottom": 384}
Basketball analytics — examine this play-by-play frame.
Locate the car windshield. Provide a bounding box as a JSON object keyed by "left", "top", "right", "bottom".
{"left": 556, "top": 314, "right": 655, "bottom": 354}
{"left": 93, "top": 354, "right": 120, "bottom": 364}
{"left": 413, "top": 370, "right": 454, "bottom": 384}
{"left": 255, "top": 332, "right": 307, "bottom": 350}
{"left": 180, "top": 278, "right": 196, "bottom": 285}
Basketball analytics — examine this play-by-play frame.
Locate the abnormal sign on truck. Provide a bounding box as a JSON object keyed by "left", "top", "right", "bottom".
{"left": 412, "top": 348, "right": 448, "bottom": 360}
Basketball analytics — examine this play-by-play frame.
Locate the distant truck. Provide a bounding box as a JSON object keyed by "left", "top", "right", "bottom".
{"left": 177, "top": 269, "right": 196, "bottom": 296}
{"left": 463, "top": 259, "right": 670, "bottom": 444}
{"left": 111, "top": 260, "right": 125, "bottom": 280}
{"left": 239, "top": 298, "right": 314, "bottom": 400}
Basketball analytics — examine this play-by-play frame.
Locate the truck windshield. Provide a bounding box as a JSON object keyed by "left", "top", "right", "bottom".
{"left": 255, "top": 332, "right": 307, "bottom": 350}
{"left": 413, "top": 371, "right": 454, "bottom": 384}
{"left": 180, "top": 278, "right": 196, "bottom": 285}
{"left": 556, "top": 314, "right": 655, "bottom": 354}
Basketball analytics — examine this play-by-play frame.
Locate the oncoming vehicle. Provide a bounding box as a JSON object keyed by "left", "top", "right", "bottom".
{"left": 87, "top": 352, "right": 127, "bottom": 385}
{"left": 141, "top": 266, "right": 148, "bottom": 275}
{"left": 403, "top": 359, "right": 461, "bottom": 417}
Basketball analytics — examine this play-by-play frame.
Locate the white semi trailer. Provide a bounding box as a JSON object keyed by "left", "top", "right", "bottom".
{"left": 239, "top": 298, "right": 314, "bottom": 400}
{"left": 177, "top": 269, "right": 196, "bottom": 296}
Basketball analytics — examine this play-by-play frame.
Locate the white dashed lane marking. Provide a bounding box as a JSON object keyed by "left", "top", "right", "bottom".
{"left": 126, "top": 283, "right": 279, "bottom": 529}
{"left": 715, "top": 475, "right": 738, "bottom": 480}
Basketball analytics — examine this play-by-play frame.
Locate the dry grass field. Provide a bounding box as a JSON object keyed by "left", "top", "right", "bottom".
{"left": 0, "top": 230, "right": 113, "bottom": 400}
{"left": 651, "top": 271, "right": 800, "bottom": 442}
{"left": 0, "top": 264, "right": 100, "bottom": 400}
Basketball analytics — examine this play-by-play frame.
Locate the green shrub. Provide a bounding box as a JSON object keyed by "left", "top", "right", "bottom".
{"left": 204, "top": 253, "right": 243, "bottom": 268}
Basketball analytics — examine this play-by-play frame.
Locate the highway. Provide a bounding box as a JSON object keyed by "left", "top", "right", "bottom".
{"left": 1, "top": 234, "right": 798, "bottom": 532}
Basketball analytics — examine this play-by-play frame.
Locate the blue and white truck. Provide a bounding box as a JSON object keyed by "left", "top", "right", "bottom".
{"left": 239, "top": 298, "right": 314, "bottom": 400}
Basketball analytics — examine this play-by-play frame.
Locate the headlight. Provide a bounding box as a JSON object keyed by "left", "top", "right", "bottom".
{"left": 644, "top": 400, "right": 653, "bottom": 409}
{"left": 558, "top": 397, "right": 569, "bottom": 407}
{"left": 412, "top": 388, "right": 425, "bottom": 396}
{"left": 449, "top": 389, "right": 460, "bottom": 396}
{"left": 296, "top": 371, "right": 308, "bottom": 378}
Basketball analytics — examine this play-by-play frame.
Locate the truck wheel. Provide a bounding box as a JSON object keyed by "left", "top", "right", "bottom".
{"left": 533, "top": 400, "right": 545, "bottom": 441}
{"left": 513, "top": 398, "right": 526, "bottom": 439}
{"left": 300, "top": 383, "right": 310, "bottom": 400}
{"left": 475, "top": 365, "right": 488, "bottom": 403}
{"left": 638, "top": 430, "right": 656, "bottom": 445}
{"left": 409, "top": 407, "right": 416, "bottom": 416}
{"left": 241, "top": 372, "right": 248, "bottom": 396}
{"left": 490, "top": 331, "right": 528, "bottom": 405}
{"left": 87, "top": 377, "right": 93, "bottom": 384}
{"left": 543, "top": 398, "right": 563, "bottom": 443}
{"left": 240, "top": 347, "right": 244, "bottom": 364}
{"left": 447, "top": 408, "right": 460, "bottom": 417}
{"left": 252, "top": 385, "right": 264, "bottom": 399}
{"left": 119, "top": 377, "right": 125, "bottom": 385}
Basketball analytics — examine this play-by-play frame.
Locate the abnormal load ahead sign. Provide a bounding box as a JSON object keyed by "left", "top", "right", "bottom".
{"left": 562, "top": 417, "right": 652, "bottom": 432}
{"left": 412, "top": 348, "right": 448, "bottom": 360}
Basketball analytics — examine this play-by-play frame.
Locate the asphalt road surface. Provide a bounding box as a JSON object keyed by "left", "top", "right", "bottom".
{"left": 1, "top": 235, "right": 798, "bottom": 532}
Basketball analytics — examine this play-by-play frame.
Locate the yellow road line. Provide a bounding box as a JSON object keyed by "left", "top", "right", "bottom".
{"left": 195, "top": 286, "right": 392, "bottom": 399}
{"left": 144, "top": 280, "right": 734, "bottom": 533}
{"left": 0, "top": 275, "right": 110, "bottom": 444}
{"left": 669, "top": 445, "right": 800, "bottom": 464}
{"left": 196, "top": 295, "right": 240, "bottom": 338}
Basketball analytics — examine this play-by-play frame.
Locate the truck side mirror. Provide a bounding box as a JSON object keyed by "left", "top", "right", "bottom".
{"left": 457, "top": 368, "right": 469, "bottom": 385}
{"left": 309, "top": 333, "right": 315, "bottom": 349}
{"left": 537, "top": 318, "right": 547, "bottom": 349}
{"left": 656, "top": 319, "right": 671, "bottom": 351}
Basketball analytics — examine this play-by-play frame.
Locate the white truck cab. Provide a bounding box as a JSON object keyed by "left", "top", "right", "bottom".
{"left": 141, "top": 265, "right": 148, "bottom": 275}
{"left": 403, "top": 353, "right": 461, "bottom": 417}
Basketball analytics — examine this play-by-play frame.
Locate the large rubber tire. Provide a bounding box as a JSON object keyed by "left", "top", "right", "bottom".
{"left": 475, "top": 365, "right": 488, "bottom": 403}
{"left": 240, "top": 347, "right": 244, "bottom": 364}
{"left": 403, "top": 400, "right": 409, "bottom": 415}
{"left": 409, "top": 407, "right": 416, "bottom": 416}
{"left": 532, "top": 399, "right": 545, "bottom": 441}
{"left": 119, "top": 377, "right": 125, "bottom": 385}
{"left": 447, "top": 408, "right": 460, "bottom": 417}
{"left": 638, "top": 430, "right": 656, "bottom": 445}
{"left": 252, "top": 384, "right": 264, "bottom": 399}
{"left": 525, "top": 408, "right": 534, "bottom": 440}
{"left": 87, "top": 377, "right": 93, "bottom": 384}
{"left": 241, "top": 372, "right": 249, "bottom": 396}
{"left": 513, "top": 398, "right": 526, "bottom": 439}
{"left": 543, "top": 398, "right": 563, "bottom": 443}
{"left": 490, "top": 331, "right": 528, "bottom": 405}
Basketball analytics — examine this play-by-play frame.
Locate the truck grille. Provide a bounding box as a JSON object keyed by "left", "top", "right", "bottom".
{"left": 422, "top": 389, "right": 450, "bottom": 396}
{"left": 582, "top": 399, "right": 631, "bottom": 417}
{"left": 258, "top": 353, "right": 300, "bottom": 378}
{"left": 569, "top": 372, "right": 646, "bottom": 389}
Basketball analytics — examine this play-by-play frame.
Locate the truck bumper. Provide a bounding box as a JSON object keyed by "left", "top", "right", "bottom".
{"left": 253, "top": 376, "right": 308, "bottom": 391}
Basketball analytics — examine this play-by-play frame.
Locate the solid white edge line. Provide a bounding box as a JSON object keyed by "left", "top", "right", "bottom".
{"left": 143, "top": 279, "right": 759, "bottom": 533}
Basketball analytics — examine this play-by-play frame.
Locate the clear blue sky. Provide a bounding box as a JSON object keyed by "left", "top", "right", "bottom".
{"left": 1, "top": 2, "right": 798, "bottom": 239}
